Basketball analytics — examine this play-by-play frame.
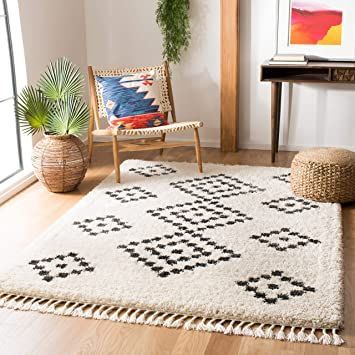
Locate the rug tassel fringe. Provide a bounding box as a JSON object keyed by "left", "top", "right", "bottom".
{"left": 196, "top": 318, "right": 209, "bottom": 332}
{"left": 152, "top": 313, "right": 167, "bottom": 326}
{"left": 276, "top": 325, "right": 286, "bottom": 340}
{"left": 320, "top": 329, "right": 332, "bottom": 345}
{"left": 224, "top": 320, "right": 236, "bottom": 335}
{"left": 146, "top": 311, "right": 160, "bottom": 324}
{"left": 171, "top": 315, "right": 188, "bottom": 328}
{"left": 109, "top": 307, "right": 123, "bottom": 322}
{"left": 233, "top": 321, "right": 245, "bottom": 335}
{"left": 307, "top": 329, "right": 319, "bottom": 344}
{"left": 84, "top": 304, "right": 98, "bottom": 318}
{"left": 297, "top": 327, "right": 307, "bottom": 342}
{"left": 254, "top": 324, "right": 265, "bottom": 338}
{"left": 242, "top": 322, "right": 255, "bottom": 337}
{"left": 101, "top": 306, "right": 116, "bottom": 320}
{"left": 0, "top": 292, "right": 345, "bottom": 346}
{"left": 265, "top": 324, "right": 275, "bottom": 338}
{"left": 163, "top": 313, "right": 177, "bottom": 327}
{"left": 215, "top": 319, "right": 226, "bottom": 333}
{"left": 128, "top": 308, "right": 141, "bottom": 323}
{"left": 183, "top": 316, "right": 197, "bottom": 330}
{"left": 93, "top": 305, "right": 108, "bottom": 319}
{"left": 287, "top": 327, "right": 297, "bottom": 342}
{"left": 332, "top": 329, "right": 345, "bottom": 346}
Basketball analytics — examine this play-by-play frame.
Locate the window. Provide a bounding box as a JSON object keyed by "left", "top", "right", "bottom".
{"left": 0, "top": 0, "right": 23, "bottom": 183}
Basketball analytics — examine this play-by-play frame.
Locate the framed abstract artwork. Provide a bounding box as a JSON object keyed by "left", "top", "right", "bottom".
{"left": 277, "top": 0, "right": 355, "bottom": 59}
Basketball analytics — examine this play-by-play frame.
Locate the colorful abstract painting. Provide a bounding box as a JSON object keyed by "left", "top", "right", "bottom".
{"left": 290, "top": 1, "right": 343, "bottom": 45}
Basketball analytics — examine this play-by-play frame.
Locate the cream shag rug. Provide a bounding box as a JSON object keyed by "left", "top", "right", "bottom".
{"left": 0, "top": 160, "right": 344, "bottom": 346}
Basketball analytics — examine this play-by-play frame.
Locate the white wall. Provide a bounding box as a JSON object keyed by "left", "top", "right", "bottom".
{"left": 18, "top": 0, "right": 88, "bottom": 144}
{"left": 0, "top": 1, "right": 88, "bottom": 203}
{"left": 84, "top": 0, "right": 354, "bottom": 150}
{"left": 18, "top": 0, "right": 87, "bottom": 85}
{"left": 240, "top": 0, "right": 354, "bottom": 151}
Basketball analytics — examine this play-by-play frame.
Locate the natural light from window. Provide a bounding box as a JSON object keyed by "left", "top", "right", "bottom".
{"left": 0, "top": 0, "right": 30, "bottom": 193}
{"left": 0, "top": 0, "right": 22, "bottom": 182}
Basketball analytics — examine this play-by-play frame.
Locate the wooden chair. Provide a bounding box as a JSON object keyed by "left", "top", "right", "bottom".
{"left": 87, "top": 62, "right": 203, "bottom": 183}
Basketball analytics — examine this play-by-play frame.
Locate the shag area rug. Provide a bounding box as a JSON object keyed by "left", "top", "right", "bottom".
{"left": 0, "top": 160, "right": 344, "bottom": 346}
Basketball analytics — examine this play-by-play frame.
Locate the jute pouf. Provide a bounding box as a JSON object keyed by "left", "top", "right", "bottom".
{"left": 291, "top": 147, "right": 355, "bottom": 203}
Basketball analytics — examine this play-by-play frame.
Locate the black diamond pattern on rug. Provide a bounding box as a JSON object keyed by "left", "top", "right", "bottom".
{"left": 170, "top": 174, "right": 265, "bottom": 200}
{"left": 147, "top": 199, "right": 253, "bottom": 232}
{"left": 235, "top": 270, "right": 316, "bottom": 304}
{"left": 105, "top": 186, "right": 157, "bottom": 203}
{"left": 272, "top": 173, "right": 290, "bottom": 184}
{"left": 262, "top": 196, "right": 319, "bottom": 214}
{"left": 129, "top": 164, "right": 177, "bottom": 177}
{"left": 73, "top": 215, "right": 132, "bottom": 236}
{"left": 118, "top": 232, "right": 240, "bottom": 278}
{"left": 250, "top": 228, "right": 321, "bottom": 252}
{"left": 28, "top": 252, "right": 95, "bottom": 282}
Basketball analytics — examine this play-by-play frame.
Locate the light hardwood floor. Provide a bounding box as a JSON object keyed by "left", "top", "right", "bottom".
{"left": 0, "top": 147, "right": 354, "bottom": 355}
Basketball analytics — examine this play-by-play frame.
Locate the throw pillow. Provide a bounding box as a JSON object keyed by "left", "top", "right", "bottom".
{"left": 96, "top": 71, "right": 167, "bottom": 129}
{"left": 109, "top": 112, "right": 168, "bottom": 130}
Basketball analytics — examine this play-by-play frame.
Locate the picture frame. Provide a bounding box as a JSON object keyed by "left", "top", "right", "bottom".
{"left": 276, "top": 0, "right": 355, "bottom": 60}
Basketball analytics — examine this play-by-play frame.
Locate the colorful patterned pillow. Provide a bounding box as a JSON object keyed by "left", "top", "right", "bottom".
{"left": 95, "top": 71, "right": 167, "bottom": 129}
{"left": 109, "top": 112, "right": 168, "bottom": 130}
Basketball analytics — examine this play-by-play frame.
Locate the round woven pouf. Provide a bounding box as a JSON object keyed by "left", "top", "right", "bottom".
{"left": 32, "top": 135, "right": 88, "bottom": 193}
{"left": 291, "top": 147, "right": 355, "bottom": 203}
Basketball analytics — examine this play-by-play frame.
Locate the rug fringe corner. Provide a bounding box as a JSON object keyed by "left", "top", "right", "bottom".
{"left": 0, "top": 293, "right": 345, "bottom": 346}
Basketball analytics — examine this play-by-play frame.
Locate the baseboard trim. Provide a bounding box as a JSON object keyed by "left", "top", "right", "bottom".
{"left": 93, "top": 137, "right": 354, "bottom": 152}
{"left": 238, "top": 144, "right": 300, "bottom": 152}
{"left": 93, "top": 136, "right": 221, "bottom": 149}
{"left": 0, "top": 171, "right": 37, "bottom": 206}
{"left": 238, "top": 143, "right": 355, "bottom": 152}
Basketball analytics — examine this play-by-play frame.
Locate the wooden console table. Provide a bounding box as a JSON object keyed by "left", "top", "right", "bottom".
{"left": 261, "top": 61, "right": 355, "bottom": 162}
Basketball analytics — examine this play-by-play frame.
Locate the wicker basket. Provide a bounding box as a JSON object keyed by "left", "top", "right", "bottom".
{"left": 32, "top": 135, "right": 88, "bottom": 193}
{"left": 291, "top": 148, "right": 355, "bottom": 203}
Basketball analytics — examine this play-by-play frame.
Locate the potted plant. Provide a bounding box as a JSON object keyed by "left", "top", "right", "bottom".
{"left": 17, "top": 57, "right": 90, "bottom": 193}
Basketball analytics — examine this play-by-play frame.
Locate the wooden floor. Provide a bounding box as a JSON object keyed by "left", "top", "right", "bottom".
{"left": 0, "top": 147, "right": 354, "bottom": 355}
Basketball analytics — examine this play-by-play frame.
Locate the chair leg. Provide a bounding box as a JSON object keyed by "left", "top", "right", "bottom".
{"left": 88, "top": 133, "right": 94, "bottom": 164}
{"left": 160, "top": 133, "right": 166, "bottom": 155}
{"left": 87, "top": 105, "right": 95, "bottom": 165}
{"left": 112, "top": 136, "right": 121, "bottom": 183}
{"left": 193, "top": 128, "right": 203, "bottom": 173}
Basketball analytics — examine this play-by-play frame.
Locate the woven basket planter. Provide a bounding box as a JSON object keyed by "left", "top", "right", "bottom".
{"left": 291, "top": 148, "right": 355, "bottom": 203}
{"left": 32, "top": 135, "right": 88, "bottom": 193}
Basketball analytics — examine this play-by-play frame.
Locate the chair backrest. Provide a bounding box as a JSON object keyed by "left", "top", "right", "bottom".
{"left": 88, "top": 61, "right": 177, "bottom": 130}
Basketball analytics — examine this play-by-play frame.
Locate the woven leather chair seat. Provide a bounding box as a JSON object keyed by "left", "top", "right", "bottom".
{"left": 93, "top": 121, "right": 203, "bottom": 137}
{"left": 291, "top": 148, "right": 355, "bottom": 203}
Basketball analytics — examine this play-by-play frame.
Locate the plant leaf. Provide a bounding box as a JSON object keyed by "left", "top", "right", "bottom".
{"left": 156, "top": 0, "right": 191, "bottom": 64}
{"left": 47, "top": 96, "right": 89, "bottom": 136}
{"left": 16, "top": 86, "right": 52, "bottom": 135}
{"left": 38, "top": 57, "right": 84, "bottom": 100}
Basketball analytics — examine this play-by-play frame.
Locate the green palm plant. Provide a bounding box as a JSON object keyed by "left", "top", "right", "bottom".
{"left": 17, "top": 86, "right": 52, "bottom": 135}
{"left": 17, "top": 57, "right": 89, "bottom": 136}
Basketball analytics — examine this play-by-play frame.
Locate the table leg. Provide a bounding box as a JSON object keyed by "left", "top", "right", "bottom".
{"left": 271, "top": 82, "right": 282, "bottom": 162}
{"left": 275, "top": 83, "right": 282, "bottom": 153}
